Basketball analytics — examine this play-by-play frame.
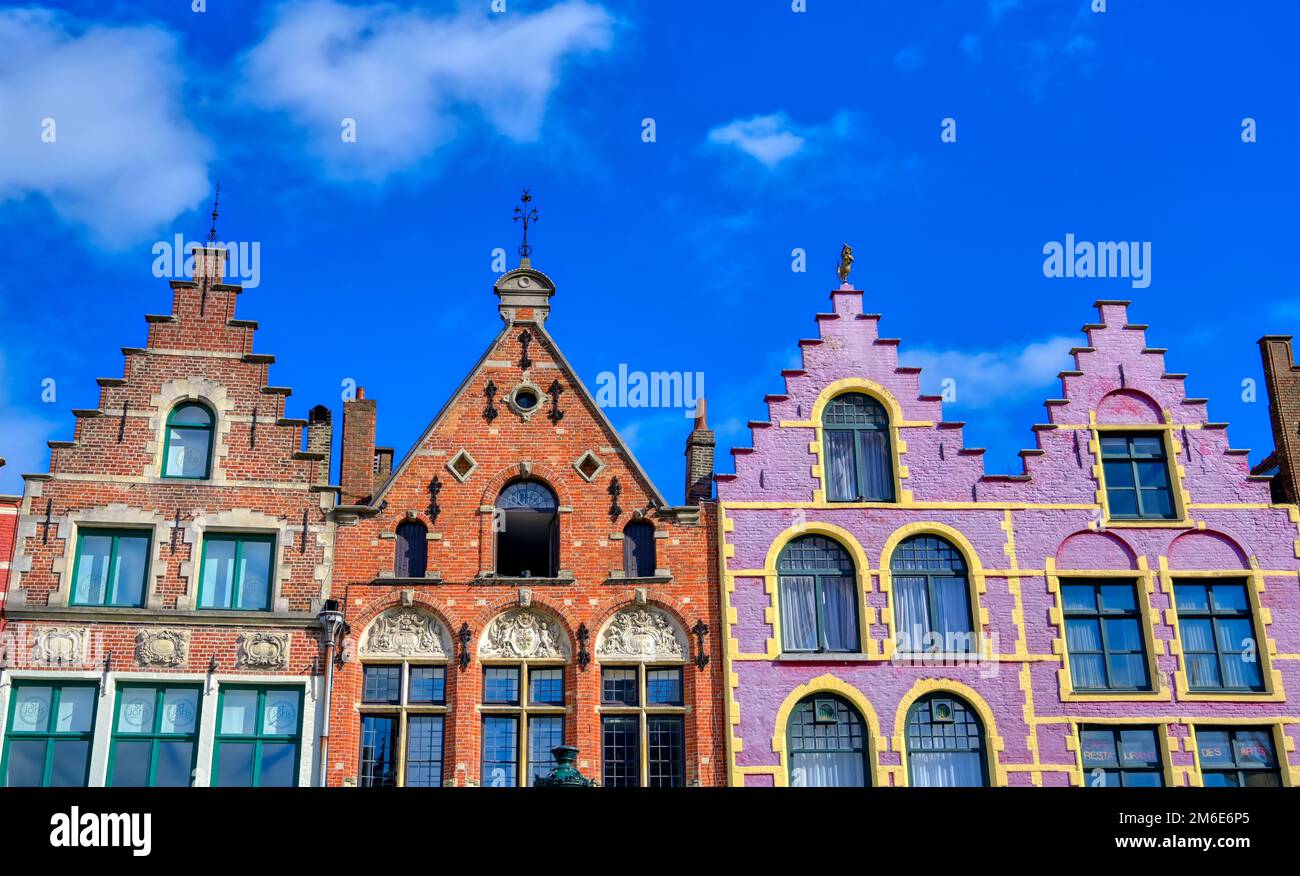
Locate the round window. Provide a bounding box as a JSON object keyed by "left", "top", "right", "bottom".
{"left": 514, "top": 389, "right": 539, "bottom": 410}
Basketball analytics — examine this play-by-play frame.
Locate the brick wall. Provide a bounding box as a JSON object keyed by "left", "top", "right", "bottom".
{"left": 1258, "top": 336, "right": 1300, "bottom": 503}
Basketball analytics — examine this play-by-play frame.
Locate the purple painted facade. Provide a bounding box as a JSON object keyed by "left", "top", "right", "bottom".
{"left": 716, "top": 287, "right": 1300, "bottom": 787}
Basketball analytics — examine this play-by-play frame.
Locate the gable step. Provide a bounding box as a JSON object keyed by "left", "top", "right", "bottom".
{"left": 243, "top": 353, "right": 275, "bottom": 364}
{"left": 96, "top": 377, "right": 126, "bottom": 387}
{"left": 144, "top": 313, "right": 176, "bottom": 324}
{"left": 71, "top": 409, "right": 101, "bottom": 418}
{"left": 261, "top": 386, "right": 292, "bottom": 396}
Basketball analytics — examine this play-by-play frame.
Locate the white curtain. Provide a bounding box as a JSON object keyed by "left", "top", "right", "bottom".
{"left": 780, "top": 575, "right": 818, "bottom": 650}
{"left": 857, "top": 430, "right": 892, "bottom": 501}
{"left": 933, "top": 576, "right": 973, "bottom": 650}
{"left": 1065, "top": 619, "right": 1107, "bottom": 687}
{"left": 792, "top": 752, "right": 866, "bottom": 787}
{"left": 894, "top": 576, "right": 930, "bottom": 652}
{"left": 824, "top": 431, "right": 856, "bottom": 500}
{"left": 820, "top": 575, "right": 857, "bottom": 651}
{"left": 910, "top": 751, "right": 985, "bottom": 787}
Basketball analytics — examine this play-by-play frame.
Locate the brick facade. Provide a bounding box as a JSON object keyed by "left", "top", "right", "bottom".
{"left": 717, "top": 288, "right": 1300, "bottom": 787}
{"left": 0, "top": 248, "right": 333, "bottom": 786}
{"left": 1255, "top": 336, "right": 1300, "bottom": 504}
{"left": 323, "top": 264, "right": 724, "bottom": 787}
{"left": 0, "top": 462, "right": 18, "bottom": 635}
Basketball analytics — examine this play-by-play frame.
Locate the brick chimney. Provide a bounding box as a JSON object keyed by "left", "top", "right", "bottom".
{"left": 684, "top": 398, "right": 715, "bottom": 505}
{"left": 340, "top": 387, "right": 377, "bottom": 505}
{"left": 307, "top": 405, "right": 333, "bottom": 486}
{"left": 1258, "top": 336, "right": 1300, "bottom": 503}
{"left": 192, "top": 244, "right": 227, "bottom": 283}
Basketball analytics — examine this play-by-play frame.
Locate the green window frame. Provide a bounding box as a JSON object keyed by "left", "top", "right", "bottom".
{"left": 197, "top": 533, "right": 276, "bottom": 611}
{"left": 1173, "top": 581, "right": 1265, "bottom": 692}
{"left": 161, "top": 401, "right": 215, "bottom": 479}
{"left": 822, "top": 392, "right": 895, "bottom": 503}
{"left": 107, "top": 684, "right": 201, "bottom": 787}
{"left": 1100, "top": 432, "right": 1176, "bottom": 520}
{"left": 212, "top": 685, "right": 303, "bottom": 787}
{"left": 1, "top": 682, "right": 98, "bottom": 787}
{"left": 70, "top": 528, "right": 151, "bottom": 607}
{"left": 1061, "top": 581, "right": 1152, "bottom": 692}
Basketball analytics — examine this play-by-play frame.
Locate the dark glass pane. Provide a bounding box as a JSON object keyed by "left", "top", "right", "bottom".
{"left": 1070, "top": 654, "right": 1107, "bottom": 689}
{"left": 1139, "top": 487, "right": 1173, "bottom": 518}
{"left": 647, "top": 716, "right": 685, "bottom": 787}
{"left": 482, "top": 716, "right": 518, "bottom": 787}
{"left": 405, "top": 716, "right": 444, "bottom": 788}
{"left": 154, "top": 741, "right": 194, "bottom": 787}
{"left": 258, "top": 742, "right": 298, "bottom": 787}
{"left": 601, "top": 667, "right": 639, "bottom": 706}
{"left": 1243, "top": 771, "right": 1281, "bottom": 788}
{"left": 623, "top": 521, "right": 656, "bottom": 577}
{"left": 1099, "top": 584, "right": 1137, "bottom": 613}
{"left": 215, "top": 742, "right": 255, "bottom": 786}
{"left": 1103, "top": 618, "right": 1143, "bottom": 653}
{"left": 1196, "top": 732, "right": 1233, "bottom": 768}
{"left": 362, "top": 666, "right": 402, "bottom": 704}
{"left": 1118, "top": 729, "right": 1161, "bottom": 768}
{"left": 496, "top": 481, "right": 558, "bottom": 511}
{"left": 1129, "top": 435, "right": 1165, "bottom": 457}
{"left": 1106, "top": 653, "right": 1150, "bottom": 690}
{"left": 1185, "top": 653, "right": 1222, "bottom": 689}
{"left": 528, "top": 667, "right": 564, "bottom": 706}
{"left": 408, "top": 666, "right": 445, "bottom": 704}
{"left": 778, "top": 535, "right": 854, "bottom": 573}
{"left": 237, "top": 539, "right": 273, "bottom": 611}
{"left": 395, "top": 521, "right": 428, "bottom": 578}
{"left": 1123, "top": 771, "right": 1163, "bottom": 787}
{"left": 890, "top": 536, "right": 966, "bottom": 574}
{"left": 109, "top": 739, "right": 153, "bottom": 787}
{"left": 823, "top": 393, "right": 888, "bottom": 428}
{"left": 483, "top": 667, "right": 520, "bottom": 705}
{"left": 1079, "top": 729, "right": 1119, "bottom": 769}
{"left": 646, "top": 668, "right": 683, "bottom": 705}
{"left": 1174, "top": 584, "right": 1210, "bottom": 612}
{"left": 601, "top": 716, "right": 640, "bottom": 788}
{"left": 1210, "top": 584, "right": 1250, "bottom": 613}
{"left": 1099, "top": 435, "right": 1130, "bottom": 457}
{"left": 1061, "top": 584, "right": 1097, "bottom": 613}
{"left": 528, "top": 716, "right": 564, "bottom": 783}
{"left": 47, "top": 741, "right": 90, "bottom": 787}
{"left": 1135, "top": 461, "right": 1169, "bottom": 488}
{"left": 359, "top": 715, "right": 398, "bottom": 787}
{"left": 4, "top": 740, "right": 47, "bottom": 787}
{"left": 1106, "top": 487, "right": 1138, "bottom": 517}
{"left": 823, "top": 430, "right": 857, "bottom": 501}
{"left": 1202, "top": 771, "right": 1237, "bottom": 788}
{"left": 1233, "top": 731, "right": 1277, "bottom": 767}
{"left": 1103, "top": 460, "right": 1135, "bottom": 487}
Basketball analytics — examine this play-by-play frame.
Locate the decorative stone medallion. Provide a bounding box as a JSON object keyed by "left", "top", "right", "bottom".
{"left": 136, "top": 629, "right": 189, "bottom": 667}
{"left": 364, "top": 607, "right": 448, "bottom": 657}
{"left": 479, "top": 608, "right": 567, "bottom": 659}
{"left": 597, "top": 607, "right": 686, "bottom": 661}
{"left": 236, "top": 631, "right": 290, "bottom": 669}
{"left": 31, "top": 627, "right": 84, "bottom": 665}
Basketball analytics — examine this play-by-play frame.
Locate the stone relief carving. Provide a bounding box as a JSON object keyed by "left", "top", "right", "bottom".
{"left": 364, "top": 607, "right": 448, "bottom": 657}
{"left": 479, "top": 608, "right": 568, "bottom": 659}
{"left": 597, "top": 607, "right": 686, "bottom": 661}
{"left": 236, "top": 631, "right": 290, "bottom": 669}
{"left": 136, "top": 629, "right": 190, "bottom": 667}
{"left": 31, "top": 627, "right": 85, "bottom": 665}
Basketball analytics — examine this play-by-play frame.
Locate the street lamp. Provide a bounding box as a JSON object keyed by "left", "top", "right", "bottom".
{"left": 316, "top": 599, "right": 348, "bottom": 788}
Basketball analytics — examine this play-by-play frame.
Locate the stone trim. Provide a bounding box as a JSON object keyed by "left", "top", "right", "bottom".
{"left": 177, "top": 508, "right": 297, "bottom": 612}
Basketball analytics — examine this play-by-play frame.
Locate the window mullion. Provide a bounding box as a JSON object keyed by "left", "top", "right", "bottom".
{"left": 106, "top": 534, "right": 121, "bottom": 605}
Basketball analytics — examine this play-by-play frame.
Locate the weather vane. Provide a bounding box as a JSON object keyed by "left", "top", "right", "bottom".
{"left": 513, "top": 188, "right": 539, "bottom": 266}
{"left": 207, "top": 182, "right": 221, "bottom": 244}
{"left": 837, "top": 242, "right": 854, "bottom": 284}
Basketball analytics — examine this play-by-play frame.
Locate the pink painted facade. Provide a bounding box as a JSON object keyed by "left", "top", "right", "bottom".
{"left": 716, "top": 287, "right": 1300, "bottom": 787}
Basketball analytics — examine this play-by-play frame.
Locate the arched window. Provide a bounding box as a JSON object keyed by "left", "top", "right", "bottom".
{"left": 905, "top": 693, "right": 988, "bottom": 787}
{"left": 777, "top": 536, "right": 859, "bottom": 653}
{"left": 162, "top": 402, "right": 214, "bottom": 479}
{"left": 495, "top": 481, "right": 559, "bottom": 578}
{"left": 891, "top": 535, "right": 975, "bottom": 653}
{"left": 822, "top": 393, "right": 893, "bottom": 502}
{"left": 787, "top": 694, "right": 868, "bottom": 787}
{"left": 395, "top": 520, "right": 427, "bottom": 579}
{"left": 623, "top": 520, "right": 656, "bottom": 578}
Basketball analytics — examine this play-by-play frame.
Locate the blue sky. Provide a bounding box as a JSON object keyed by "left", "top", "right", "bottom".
{"left": 0, "top": 0, "right": 1296, "bottom": 500}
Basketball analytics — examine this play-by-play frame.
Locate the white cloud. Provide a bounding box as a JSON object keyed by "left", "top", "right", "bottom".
{"left": 240, "top": 0, "right": 615, "bottom": 181}
{"left": 0, "top": 9, "right": 212, "bottom": 248}
{"left": 0, "top": 354, "right": 58, "bottom": 493}
{"left": 705, "top": 113, "right": 808, "bottom": 168}
{"left": 907, "top": 336, "right": 1075, "bottom": 408}
{"left": 894, "top": 46, "right": 924, "bottom": 73}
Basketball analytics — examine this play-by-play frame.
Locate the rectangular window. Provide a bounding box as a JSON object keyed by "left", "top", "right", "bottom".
{"left": 109, "top": 685, "right": 200, "bottom": 787}
{"left": 405, "top": 715, "right": 444, "bottom": 787}
{"left": 198, "top": 534, "right": 275, "bottom": 611}
{"left": 1100, "top": 433, "right": 1176, "bottom": 520}
{"left": 2, "top": 683, "right": 97, "bottom": 787}
{"left": 528, "top": 667, "right": 564, "bottom": 706}
{"left": 647, "top": 715, "right": 685, "bottom": 787}
{"left": 1174, "top": 582, "right": 1264, "bottom": 692}
{"left": 1079, "top": 726, "right": 1164, "bottom": 787}
{"left": 483, "top": 667, "right": 521, "bottom": 705}
{"left": 362, "top": 665, "right": 402, "bottom": 704}
{"left": 358, "top": 715, "right": 398, "bottom": 787}
{"left": 646, "top": 667, "right": 683, "bottom": 706}
{"left": 1197, "top": 727, "right": 1281, "bottom": 787}
{"left": 528, "top": 715, "right": 565, "bottom": 783}
{"left": 213, "top": 686, "right": 301, "bottom": 787}
{"left": 601, "top": 667, "right": 639, "bottom": 706}
{"left": 481, "top": 715, "right": 518, "bottom": 787}
{"left": 601, "top": 715, "right": 640, "bottom": 788}
{"left": 408, "top": 666, "right": 445, "bottom": 705}
{"left": 1061, "top": 581, "right": 1151, "bottom": 691}
{"left": 71, "top": 529, "right": 150, "bottom": 607}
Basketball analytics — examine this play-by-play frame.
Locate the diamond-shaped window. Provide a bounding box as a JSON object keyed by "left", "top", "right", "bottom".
{"left": 573, "top": 450, "right": 604, "bottom": 482}
{"left": 447, "top": 448, "right": 478, "bottom": 483}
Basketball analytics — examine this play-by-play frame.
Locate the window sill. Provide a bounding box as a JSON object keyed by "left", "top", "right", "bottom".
{"left": 605, "top": 574, "right": 674, "bottom": 585}
{"left": 370, "top": 575, "right": 443, "bottom": 585}
{"left": 473, "top": 573, "right": 576, "bottom": 586}
{"left": 776, "top": 652, "right": 874, "bottom": 663}
{"left": 3, "top": 605, "right": 319, "bottom": 627}
{"left": 1102, "top": 519, "right": 1193, "bottom": 529}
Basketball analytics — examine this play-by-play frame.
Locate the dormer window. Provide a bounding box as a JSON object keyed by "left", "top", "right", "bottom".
{"left": 495, "top": 480, "right": 558, "bottom": 578}
{"left": 395, "top": 520, "right": 428, "bottom": 579}
{"left": 822, "top": 393, "right": 894, "bottom": 502}
{"left": 162, "top": 402, "right": 214, "bottom": 479}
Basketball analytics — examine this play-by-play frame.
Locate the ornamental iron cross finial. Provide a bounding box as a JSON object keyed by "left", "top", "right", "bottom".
{"left": 512, "top": 188, "right": 539, "bottom": 264}
{"left": 207, "top": 182, "right": 221, "bottom": 244}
